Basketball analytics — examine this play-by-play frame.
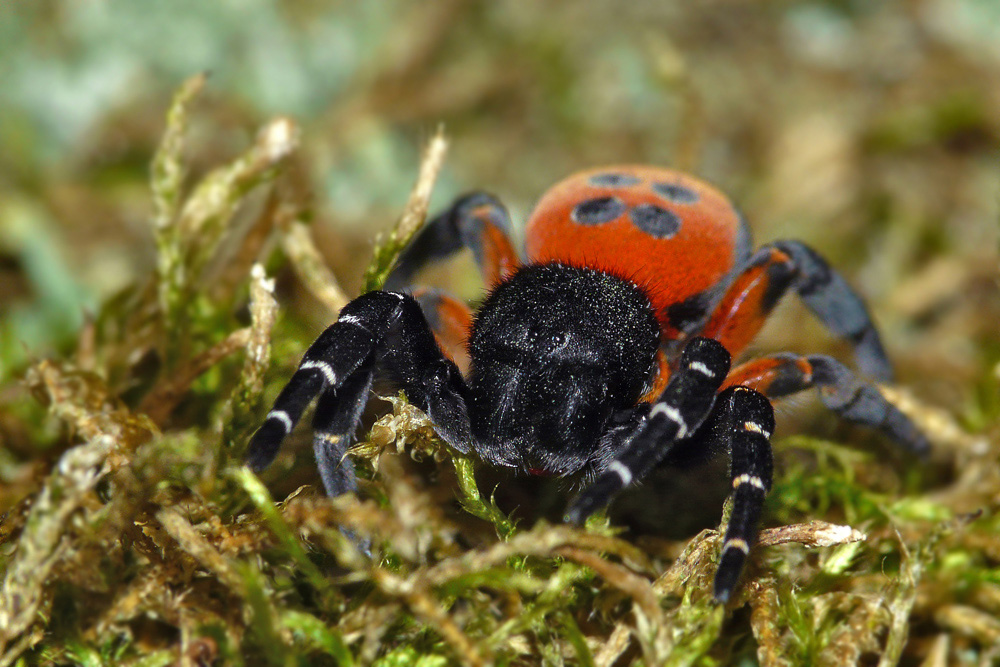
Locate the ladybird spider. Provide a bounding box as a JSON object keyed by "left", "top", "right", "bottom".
{"left": 246, "top": 165, "right": 928, "bottom": 602}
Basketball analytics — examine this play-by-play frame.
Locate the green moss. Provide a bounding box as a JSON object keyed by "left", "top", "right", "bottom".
{"left": 1, "top": 12, "right": 997, "bottom": 663}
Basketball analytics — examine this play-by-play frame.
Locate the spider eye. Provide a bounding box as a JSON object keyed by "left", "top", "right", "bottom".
{"left": 543, "top": 331, "right": 572, "bottom": 358}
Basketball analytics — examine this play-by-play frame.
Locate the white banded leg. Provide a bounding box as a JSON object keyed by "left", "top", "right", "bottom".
{"left": 565, "top": 337, "right": 731, "bottom": 523}
{"left": 247, "top": 288, "right": 475, "bottom": 492}
{"left": 712, "top": 386, "right": 775, "bottom": 603}
{"left": 311, "top": 362, "right": 376, "bottom": 497}
{"left": 245, "top": 291, "right": 405, "bottom": 472}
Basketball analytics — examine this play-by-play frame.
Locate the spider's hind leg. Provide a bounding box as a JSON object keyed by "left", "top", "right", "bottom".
{"left": 725, "top": 354, "right": 930, "bottom": 457}
{"left": 701, "top": 242, "right": 894, "bottom": 381}
{"left": 383, "top": 193, "right": 519, "bottom": 371}
{"left": 385, "top": 192, "right": 520, "bottom": 290}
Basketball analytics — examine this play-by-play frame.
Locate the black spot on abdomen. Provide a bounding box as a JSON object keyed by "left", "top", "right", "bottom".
{"left": 630, "top": 203, "right": 681, "bottom": 239}
{"left": 589, "top": 172, "right": 641, "bottom": 188}
{"left": 653, "top": 182, "right": 699, "bottom": 204}
{"left": 572, "top": 196, "right": 627, "bottom": 225}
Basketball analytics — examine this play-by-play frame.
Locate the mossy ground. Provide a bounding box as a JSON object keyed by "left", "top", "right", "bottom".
{"left": 1, "top": 3, "right": 999, "bottom": 666}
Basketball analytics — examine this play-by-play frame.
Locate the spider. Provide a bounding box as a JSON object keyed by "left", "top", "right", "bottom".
{"left": 246, "top": 165, "right": 928, "bottom": 602}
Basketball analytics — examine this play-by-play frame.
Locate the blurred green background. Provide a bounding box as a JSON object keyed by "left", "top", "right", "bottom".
{"left": 2, "top": 0, "right": 997, "bottom": 398}
{"left": 2, "top": 1, "right": 1000, "bottom": 664}
{"left": 3, "top": 1, "right": 998, "bottom": 366}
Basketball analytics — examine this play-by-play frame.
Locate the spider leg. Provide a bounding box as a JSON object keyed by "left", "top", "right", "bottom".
{"left": 246, "top": 291, "right": 474, "bottom": 489}
{"left": 725, "top": 354, "right": 930, "bottom": 456}
{"left": 384, "top": 192, "right": 520, "bottom": 290}
{"left": 410, "top": 287, "right": 473, "bottom": 372}
{"left": 309, "top": 361, "right": 374, "bottom": 497}
{"left": 703, "top": 386, "right": 775, "bottom": 603}
{"left": 701, "top": 242, "right": 893, "bottom": 381}
{"left": 564, "top": 337, "right": 731, "bottom": 522}
{"left": 380, "top": 301, "right": 474, "bottom": 455}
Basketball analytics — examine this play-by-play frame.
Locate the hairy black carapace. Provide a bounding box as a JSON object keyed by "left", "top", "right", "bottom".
{"left": 468, "top": 263, "right": 660, "bottom": 475}
{"left": 246, "top": 165, "right": 929, "bottom": 603}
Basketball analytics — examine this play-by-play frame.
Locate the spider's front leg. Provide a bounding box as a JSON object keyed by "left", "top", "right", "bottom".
{"left": 701, "top": 386, "right": 775, "bottom": 602}
{"left": 565, "top": 338, "right": 776, "bottom": 603}
{"left": 564, "top": 337, "right": 732, "bottom": 522}
{"left": 246, "top": 290, "right": 473, "bottom": 497}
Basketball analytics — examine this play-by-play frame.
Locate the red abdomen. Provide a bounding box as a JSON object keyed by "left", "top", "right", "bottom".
{"left": 524, "top": 166, "right": 747, "bottom": 338}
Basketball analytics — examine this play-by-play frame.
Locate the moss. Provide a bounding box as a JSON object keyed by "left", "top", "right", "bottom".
{"left": 1, "top": 53, "right": 997, "bottom": 667}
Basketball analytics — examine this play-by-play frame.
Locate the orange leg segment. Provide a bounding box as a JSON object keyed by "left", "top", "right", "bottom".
{"left": 474, "top": 204, "right": 520, "bottom": 287}
{"left": 703, "top": 240, "right": 893, "bottom": 381}
{"left": 639, "top": 349, "right": 672, "bottom": 403}
{"left": 700, "top": 247, "right": 796, "bottom": 360}
{"left": 723, "top": 353, "right": 929, "bottom": 456}
{"left": 385, "top": 192, "right": 521, "bottom": 291}
{"left": 722, "top": 354, "right": 815, "bottom": 396}
{"left": 411, "top": 287, "right": 474, "bottom": 374}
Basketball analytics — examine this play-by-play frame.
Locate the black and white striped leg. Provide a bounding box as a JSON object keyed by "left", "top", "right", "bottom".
{"left": 310, "top": 362, "right": 375, "bottom": 497}
{"left": 773, "top": 240, "right": 893, "bottom": 382}
{"left": 246, "top": 290, "right": 475, "bottom": 491}
{"left": 564, "top": 337, "right": 732, "bottom": 523}
{"left": 246, "top": 370, "right": 325, "bottom": 472}
{"left": 708, "top": 386, "right": 775, "bottom": 603}
{"left": 245, "top": 291, "right": 404, "bottom": 473}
